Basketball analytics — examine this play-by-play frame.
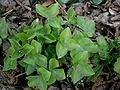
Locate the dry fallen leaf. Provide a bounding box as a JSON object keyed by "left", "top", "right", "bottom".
{"left": 42, "top": 0, "right": 54, "bottom": 6}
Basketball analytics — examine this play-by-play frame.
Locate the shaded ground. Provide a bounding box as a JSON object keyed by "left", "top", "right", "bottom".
{"left": 0, "top": 0, "right": 120, "bottom": 90}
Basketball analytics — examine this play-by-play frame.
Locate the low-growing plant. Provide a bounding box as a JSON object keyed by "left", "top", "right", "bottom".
{"left": 2, "top": 3, "right": 120, "bottom": 90}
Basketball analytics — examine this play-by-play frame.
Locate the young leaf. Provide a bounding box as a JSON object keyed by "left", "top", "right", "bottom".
{"left": 31, "top": 40, "right": 42, "bottom": 54}
{"left": 60, "top": 27, "right": 72, "bottom": 44}
{"left": 56, "top": 41, "right": 68, "bottom": 58}
{"left": 114, "top": 57, "right": 120, "bottom": 74}
{"left": 47, "top": 3, "right": 59, "bottom": 17}
{"left": 52, "top": 69, "right": 65, "bottom": 80}
{"left": 36, "top": 4, "right": 48, "bottom": 18}
{"left": 36, "top": 3, "right": 59, "bottom": 18}
{"left": 49, "top": 58, "right": 59, "bottom": 70}
{"left": 27, "top": 75, "right": 47, "bottom": 90}
{"left": 67, "top": 7, "right": 74, "bottom": 21}
{"left": 37, "top": 67, "right": 51, "bottom": 81}
{"left": 48, "top": 17, "right": 61, "bottom": 28}
{"left": 77, "top": 16, "right": 95, "bottom": 37}
{"left": 0, "top": 18, "right": 8, "bottom": 39}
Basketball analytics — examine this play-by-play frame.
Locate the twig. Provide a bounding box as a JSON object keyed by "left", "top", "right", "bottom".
{"left": 15, "top": 72, "right": 26, "bottom": 78}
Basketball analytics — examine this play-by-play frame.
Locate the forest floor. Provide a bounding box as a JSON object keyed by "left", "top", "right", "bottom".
{"left": 0, "top": 0, "right": 120, "bottom": 90}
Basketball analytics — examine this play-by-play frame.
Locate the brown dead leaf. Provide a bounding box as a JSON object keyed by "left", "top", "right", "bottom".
{"left": 60, "top": 4, "right": 67, "bottom": 16}
{"left": 42, "top": 0, "right": 54, "bottom": 6}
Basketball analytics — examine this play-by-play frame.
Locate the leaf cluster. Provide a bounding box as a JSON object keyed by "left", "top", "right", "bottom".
{"left": 1, "top": 3, "right": 120, "bottom": 90}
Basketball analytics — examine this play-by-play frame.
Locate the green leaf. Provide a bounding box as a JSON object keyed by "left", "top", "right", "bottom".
{"left": 49, "top": 58, "right": 59, "bottom": 70}
{"left": 35, "top": 54, "right": 47, "bottom": 68}
{"left": 26, "top": 65, "right": 36, "bottom": 75}
{"left": 71, "top": 64, "right": 94, "bottom": 84}
{"left": 20, "top": 44, "right": 34, "bottom": 55}
{"left": 67, "top": 7, "right": 74, "bottom": 21}
{"left": 42, "top": 23, "right": 51, "bottom": 35}
{"left": 97, "top": 36, "right": 109, "bottom": 60}
{"left": 48, "top": 73, "right": 56, "bottom": 85}
{"left": 45, "top": 45, "right": 56, "bottom": 59}
{"left": 37, "top": 67, "right": 51, "bottom": 81}
{"left": 47, "top": 3, "right": 59, "bottom": 18}
{"left": 31, "top": 40, "right": 42, "bottom": 54}
{"left": 3, "top": 57, "right": 17, "bottom": 71}
{"left": 97, "top": 36, "right": 108, "bottom": 50}
{"left": 36, "top": 4, "right": 48, "bottom": 18}
{"left": 72, "top": 51, "right": 88, "bottom": 65}
{"left": 24, "top": 54, "right": 47, "bottom": 68}
{"left": 27, "top": 75, "right": 47, "bottom": 90}
{"left": 71, "top": 51, "right": 95, "bottom": 84}
{"left": 56, "top": 41, "right": 68, "bottom": 58}
{"left": 52, "top": 69, "right": 65, "bottom": 80}
{"left": 114, "top": 57, "right": 120, "bottom": 74}
{"left": 6, "top": 46, "right": 15, "bottom": 57}
{"left": 36, "top": 3, "right": 59, "bottom": 18}
{"left": 0, "top": 18, "right": 8, "bottom": 39}
{"left": 44, "top": 34, "right": 56, "bottom": 44}
{"left": 9, "top": 39, "right": 21, "bottom": 49}
{"left": 60, "top": 27, "right": 72, "bottom": 44}
{"left": 48, "top": 17, "right": 61, "bottom": 28}
{"left": 17, "top": 33, "right": 28, "bottom": 45}
{"left": 77, "top": 16, "right": 95, "bottom": 37}
{"left": 0, "top": 38, "right": 2, "bottom": 46}
{"left": 92, "top": 0, "right": 103, "bottom": 5}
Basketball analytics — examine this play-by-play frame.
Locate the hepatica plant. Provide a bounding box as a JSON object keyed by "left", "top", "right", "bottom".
{"left": 2, "top": 3, "right": 120, "bottom": 90}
